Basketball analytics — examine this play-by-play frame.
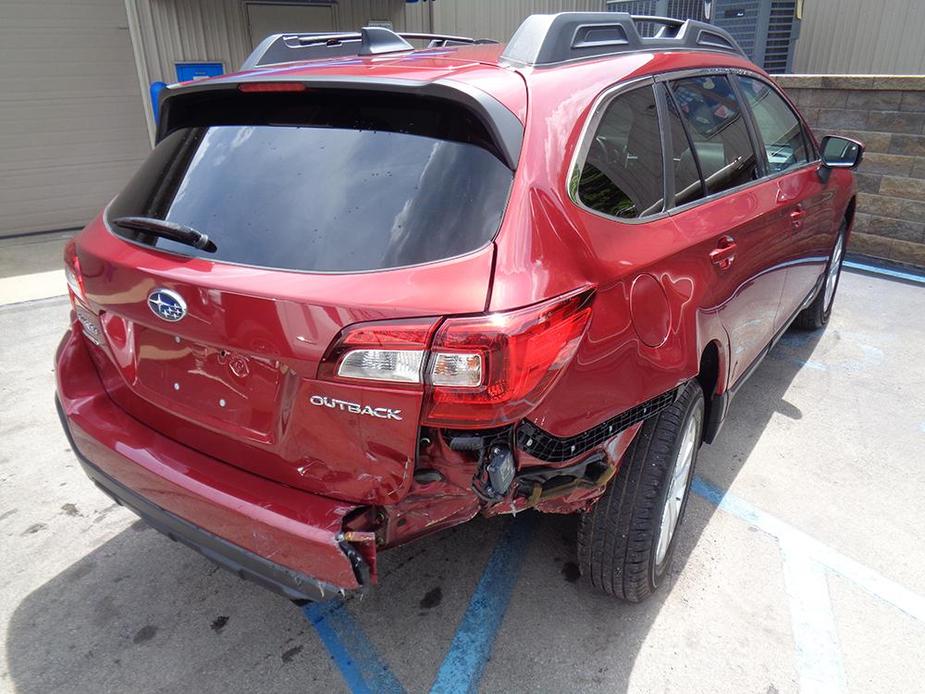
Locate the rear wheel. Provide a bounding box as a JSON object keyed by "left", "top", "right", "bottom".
{"left": 795, "top": 225, "right": 845, "bottom": 330}
{"left": 577, "top": 381, "right": 704, "bottom": 601}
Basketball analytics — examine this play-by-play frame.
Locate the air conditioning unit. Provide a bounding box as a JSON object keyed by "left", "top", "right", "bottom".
{"left": 605, "top": 0, "right": 802, "bottom": 73}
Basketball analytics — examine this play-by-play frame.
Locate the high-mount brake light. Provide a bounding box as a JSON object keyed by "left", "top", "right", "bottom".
{"left": 238, "top": 82, "right": 307, "bottom": 93}
{"left": 318, "top": 289, "right": 595, "bottom": 427}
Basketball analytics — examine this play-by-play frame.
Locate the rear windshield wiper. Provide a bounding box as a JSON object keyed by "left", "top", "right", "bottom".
{"left": 112, "top": 216, "right": 217, "bottom": 253}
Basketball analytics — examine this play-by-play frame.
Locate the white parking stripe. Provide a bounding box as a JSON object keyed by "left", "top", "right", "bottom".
{"left": 780, "top": 541, "right": 848, "bottom": 694}
{"left": 0, "top": 270, "right": 66, "bottom": 306}
{"left": 693, "top": 476, "right": 925, "bottom": 693}
{"left": 693, "top": 476, "right": 925, "bottom": 624}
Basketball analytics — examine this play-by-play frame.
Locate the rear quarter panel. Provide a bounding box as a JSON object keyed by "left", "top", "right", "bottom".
{"left": 489, "top": 54, "right": 745, "bottom": 438}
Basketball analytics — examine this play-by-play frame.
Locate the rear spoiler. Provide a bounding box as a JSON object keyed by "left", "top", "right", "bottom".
{"left": 156, "top": 75, "right": 524, "bottom": 169}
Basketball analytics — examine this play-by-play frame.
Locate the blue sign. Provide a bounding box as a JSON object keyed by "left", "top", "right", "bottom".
{"left": 175, "top": 62, "right": 224, "bottom": 83}
{"left": 149, "top": 81, "right": 167, "bottom": 124}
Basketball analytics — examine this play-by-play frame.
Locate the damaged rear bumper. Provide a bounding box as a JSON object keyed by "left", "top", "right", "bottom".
{"left": 55, "top": 328, "right": 371, "bottom": 602}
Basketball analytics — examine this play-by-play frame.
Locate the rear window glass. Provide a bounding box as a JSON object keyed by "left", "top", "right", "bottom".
{"left": 107, "top": 91, "right": 514, "bottom": 273}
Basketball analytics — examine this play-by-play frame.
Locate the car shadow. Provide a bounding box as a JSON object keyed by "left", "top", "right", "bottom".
{"left": 5, "top": 329, "right": 824, "bottom": 693}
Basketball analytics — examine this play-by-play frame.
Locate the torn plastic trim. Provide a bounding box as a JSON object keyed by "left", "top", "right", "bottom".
{"left": 516, "top": 388, "right": 679, "bottom": 462}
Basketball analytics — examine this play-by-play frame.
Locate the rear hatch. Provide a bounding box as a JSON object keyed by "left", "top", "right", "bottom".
{"left": 72, "top": 84, "right": 517, "bottom": 505}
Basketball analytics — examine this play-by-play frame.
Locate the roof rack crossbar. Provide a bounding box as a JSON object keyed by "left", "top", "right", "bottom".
{"left": 500, "top": 12, "right": 746, "bottom": 68}
{"left": 241, "top": 27, "right": 491, "bottom": 70}
{"left": 398, "top": 32, "right": 497, "bottom": 47}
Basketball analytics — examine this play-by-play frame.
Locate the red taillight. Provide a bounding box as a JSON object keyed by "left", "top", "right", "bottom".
{"left": 238, "top": 82, "right": 307, "bottom": 93}
{"left": 317, "top": 288, "right": 594, "bottom": 426}
{"left": 422, "top": 288, "right": 594, "bottom": 427}
{"left": 64, "top": 240, "right": 105, "bottom": 345}
{"left": 64, "top": 240, "right": 85, "bottom": 304}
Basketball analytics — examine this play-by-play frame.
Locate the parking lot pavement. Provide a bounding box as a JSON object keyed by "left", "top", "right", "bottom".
{"left": 1, "top": 265, "right": 923, "bottom": 694}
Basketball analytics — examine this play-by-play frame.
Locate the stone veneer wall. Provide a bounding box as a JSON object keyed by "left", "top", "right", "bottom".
{"left": 774, "top": 75, "right": 925, "bottom": 268}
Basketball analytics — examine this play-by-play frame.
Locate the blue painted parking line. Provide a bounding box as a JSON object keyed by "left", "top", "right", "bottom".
{"left": 300, "top": 471, "right": 925, "bottom": 694}
{"left": 430, "top": 516, "right": 535, "bottom": 694}
{"left": 303, "top": 600, "right": 406, "bottom": 694}
{"left": 844, "top": 259, "right": 925, "bottom": 284}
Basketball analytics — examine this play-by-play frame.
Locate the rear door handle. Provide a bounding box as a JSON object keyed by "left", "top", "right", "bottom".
{"left": 710, "top": 236, "right": 737, "bottom": 270}
{"left": 790, "top": 205, "right": 806, "bottom": 230}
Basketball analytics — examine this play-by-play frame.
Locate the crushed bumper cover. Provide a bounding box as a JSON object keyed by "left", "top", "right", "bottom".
{"left": 55, "top": 328, "right": 370, "bottom": 602}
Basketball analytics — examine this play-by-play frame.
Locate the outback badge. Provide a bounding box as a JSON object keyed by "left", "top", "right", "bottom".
{"left": 309, "top": 395, "right": 402, "bottom": 421}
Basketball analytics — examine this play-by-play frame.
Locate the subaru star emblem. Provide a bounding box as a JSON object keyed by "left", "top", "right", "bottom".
{"left": 147, "top": 288, "right": 187, "bottom": 322}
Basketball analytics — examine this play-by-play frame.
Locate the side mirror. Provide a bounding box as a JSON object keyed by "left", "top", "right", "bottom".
{"left": 817, "top": 135, "right": 864, "bottom": 182}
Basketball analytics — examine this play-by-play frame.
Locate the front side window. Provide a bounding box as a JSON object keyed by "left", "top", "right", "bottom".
{"left": 575, "top": 86, "right": 665, "bottom": 219}
{"left": 737, "top": 75, "right": 811, "bottom": 174}
{"left": 668, "top": 75, "right": 760, "bottom": 196}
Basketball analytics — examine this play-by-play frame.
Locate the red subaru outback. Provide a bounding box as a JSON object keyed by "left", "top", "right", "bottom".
{"left": 55, "top": 13, "right": 862, "bottom": 602}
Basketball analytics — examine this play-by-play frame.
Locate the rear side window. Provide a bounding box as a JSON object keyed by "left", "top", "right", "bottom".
{"left": 668, "top": 75, "right": 759, "bottom": 196}
{"left": 737, "top": 75, "right": 811, "bottom": 174}
{"left": 575, "top": 86, "right": 664, "bottom": 219}
{"left": 107, "top": 91, "right": 513, "bottom": 273}
{"left": 662, "top": 85, "right": 706, "bottom": 208}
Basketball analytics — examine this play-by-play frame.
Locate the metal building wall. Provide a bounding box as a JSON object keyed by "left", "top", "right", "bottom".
{"left": 127, "top": 0, "right": 432, "bottom": 137}
{"left": 130, "top": 0, "right": 430, "bottom": 91}
{"left": 431, "top": 0, "right": 603, "bottom": 43}
{"left": 333, "top": 0, "right": 431, "bottom": 33}
{"left": 0, "top": 0, "right": 151, "bottom": 236}
{"left": 793, "top": 0, "right": 925, "bottom": 74}
{"left": 131, "top": 0, "right": 252, "bottom": 86}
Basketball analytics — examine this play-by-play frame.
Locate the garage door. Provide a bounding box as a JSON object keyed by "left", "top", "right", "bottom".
{"left": 0, "top": 0, "right": 151, "bottom": 237}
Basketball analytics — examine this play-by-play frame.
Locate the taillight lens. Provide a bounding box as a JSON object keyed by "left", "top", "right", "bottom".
{"left": 422, "top": 288, "right": 594, "bottom": 427}
{"left": 64, "top": 240, "right": 104, "bottom": 346}
{"left": 338, "top": 349, "right": 426, "bottom": 384}
{"left": 317, "top": 317, "right": 440, "bottom": 386}
{"left": 64, "top": 240, "right": 86, "bottom": 304}
{"left": 317, "top": 289, "right": 594, "bottom": 427}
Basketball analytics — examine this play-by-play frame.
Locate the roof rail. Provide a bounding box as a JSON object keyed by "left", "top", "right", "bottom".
{"left": 241, "top": 27, "right": 492, "bottom": 70}
{"left": 500, "top": 12, "right": 746, "bottom": 68}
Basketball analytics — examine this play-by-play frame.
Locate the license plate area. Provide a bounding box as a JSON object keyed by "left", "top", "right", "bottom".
{"left": 133, "top": 326, "right": 283, "bottom": 436}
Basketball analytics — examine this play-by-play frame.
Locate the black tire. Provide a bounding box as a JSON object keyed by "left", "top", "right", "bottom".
{"left": 577, "top": 381, "right": 705, "bottom": 602}
{"left": 794, "top": 224, "right": 846, "bottom": 330}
